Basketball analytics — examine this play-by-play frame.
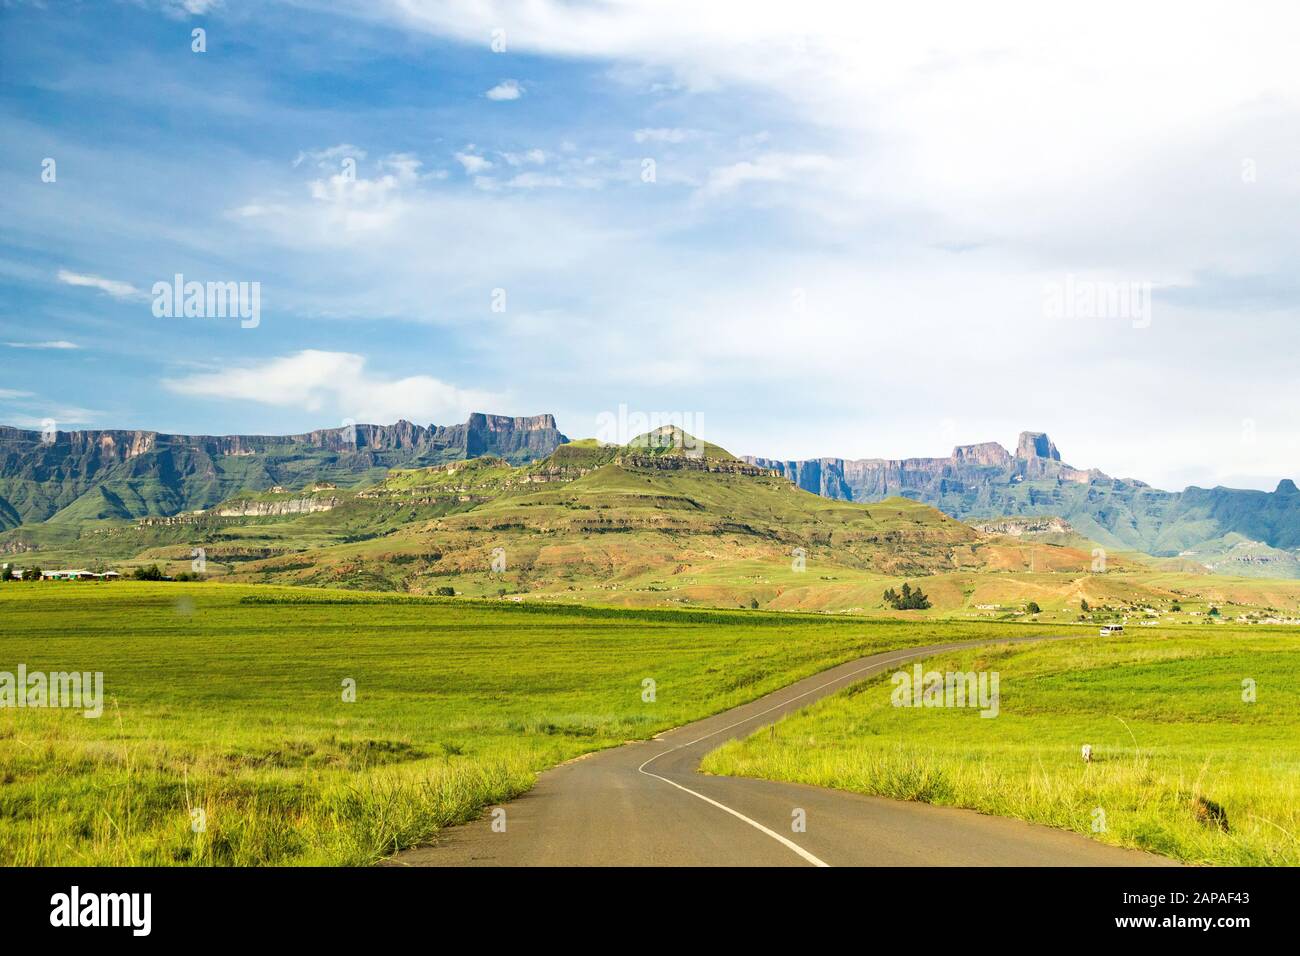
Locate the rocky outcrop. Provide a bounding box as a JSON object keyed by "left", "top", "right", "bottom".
{"left": 747, "top": 431, "right": 1099, "bottom": 504}
{"left": 215, "top": 496, "right": 340, "bottom": 517}
{"left": 0, "top": 413, "right": 567, "bottom": 529}
{"left": 1016, "top": 431, "right": 1060, "bottom": 462}
{"left": 747, "top": 429, "right": 1300, "bottom": 565}
{"left": 616, "top": 454, "right": 773, "bottom": 476}
{"left": 290, "top": 414, "right": 565, "bottom": 459}
{"left": 971, "top": 516, "right": 1074, "bottom": 536}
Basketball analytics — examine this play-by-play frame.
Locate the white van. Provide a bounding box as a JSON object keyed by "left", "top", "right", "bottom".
{"left": 1099, "top": 624, "right": 1124, "bottom": 636}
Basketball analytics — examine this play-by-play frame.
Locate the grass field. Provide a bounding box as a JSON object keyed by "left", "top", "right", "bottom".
{"left": 0, "top": 581, "right": 1047, "bottom": 866}
{"left": 701, "top": 630, "right": 1300, "bottom": 865}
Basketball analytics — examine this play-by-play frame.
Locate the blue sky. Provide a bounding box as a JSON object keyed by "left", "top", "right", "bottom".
{"left": 3, "top": 0, "right": 1299, "bottom": 492}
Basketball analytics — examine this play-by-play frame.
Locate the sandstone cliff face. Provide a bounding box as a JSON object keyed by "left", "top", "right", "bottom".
{"left": 971, "top": 516, "right": 1074, "bottom": 536}
{"left": 744, "top": 432, "right": 1300, "bottom": 562}
{"left": 953, "top": 442, "right": 1013, "bottom": 468}
{"left": 292, "top": 414, "right": 564, "bottom": 458}
{"left": 747, "top": 430, "right": 1098, "bottom": 504}
{"left": 615, "top": 454, "right": 772, "bottom": 476}
{"left": 215, "top": 496, "right": 340, "bottom": 517}
{"left": 1016, "top": 431, "right": 1060, "bottom": 462}
{"left": 0, "top": 413, "right": 566, "bottom": 528}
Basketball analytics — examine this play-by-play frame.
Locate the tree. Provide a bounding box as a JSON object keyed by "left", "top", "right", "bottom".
{"left": 435, "top": 586, "right": 455, "bottom": 597}
{"left": 1026, "top": 601, "right": 1042, "bottom": 614}
{"left": 0, "top": 565, "right": 12, "bottom": 582}
{"left": 1080, "top": 598, "right": 1090, "bottom": 613}
{"left": 26, "top": 566, "right": 43, "bottom": 582}
{"left": 884, "top": 583, "right": 932, "bottom": 610}
{"left": 1208, "top": 606, "right": 1220, "bottom": 617}
{"left": 132, "top": 564, "right": 164, "bottom": 581}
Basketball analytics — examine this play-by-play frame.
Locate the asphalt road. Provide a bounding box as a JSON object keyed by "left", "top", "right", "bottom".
{"left": 390, "top": 636, "right": 1177, "bottom": 867}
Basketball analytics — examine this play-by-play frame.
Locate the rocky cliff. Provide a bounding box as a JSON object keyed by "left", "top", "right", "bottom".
{"left": 0, "top": 413, "right": 567, "bottom": 530}
{"left": 748, "top": 431, "right": 1094, "bottom": 502}
{"left": 748, "top": 431, "right": 1300, "bottom": 564}
{"left": 215, "top": 496, "right": 341, "bottom": 517}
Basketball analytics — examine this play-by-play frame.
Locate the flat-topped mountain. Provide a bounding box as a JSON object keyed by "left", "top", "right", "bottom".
{"left": 748, "top": 431, "right": 1300, "bottom": 566}
{"left": 9, "top": 426, "right": 1300, "bottom": 618}
{"left": 0, "top": 413, "right": 567, "bottom": 531}
{"left": 746, "top": 431, "right": 1105, "bottom": 502}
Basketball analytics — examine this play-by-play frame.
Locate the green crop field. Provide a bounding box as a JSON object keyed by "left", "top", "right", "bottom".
{"left": 0, "top": 581, "right": 1045, "bottom": 866}
{"left": 702, "top": 629, "right": 1300, "bottom": 865}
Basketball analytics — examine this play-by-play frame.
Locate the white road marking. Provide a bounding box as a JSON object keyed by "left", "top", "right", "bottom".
{"left": 636, "top": 637, "right": 1060, "bottom": 867}
{"left": 636, "top": 764, "right": 831, "bottom": 867}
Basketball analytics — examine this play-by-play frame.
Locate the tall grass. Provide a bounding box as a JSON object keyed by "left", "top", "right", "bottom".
{"left": 1, "top": 581, "right": 1016, "bottom": 865}
{"left": 702, "top": 633, "right": 1300, "bottom": 865}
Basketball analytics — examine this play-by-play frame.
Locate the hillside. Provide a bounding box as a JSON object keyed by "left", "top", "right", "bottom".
{"left": 210, "top": 428, "right": 988, "bottom": 596}
{"left": 8, "top": 426, "right": 1300, "bottom": 623}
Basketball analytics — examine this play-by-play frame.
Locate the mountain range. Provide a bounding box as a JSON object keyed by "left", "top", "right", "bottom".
{"left": 3, "top": 414, "right": 1298, "bottom": 579}
{"left": 5, "top": 421, "right": 1300, "bottom": 623}
{"left": 0, "top": 414, "right": 565, "bottom": 532}
{"left": 748, "top": 431, "right": 1300, "bottom": 575}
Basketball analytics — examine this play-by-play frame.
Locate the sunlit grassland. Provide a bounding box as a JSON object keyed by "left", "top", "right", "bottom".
{"left": 702, "top": 629, "right": 1300, "bottom": 865}
{"left": 0, "top": 582, "right": 1046, "bottom": 866}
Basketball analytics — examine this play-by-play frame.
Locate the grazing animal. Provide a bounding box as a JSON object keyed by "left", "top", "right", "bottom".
{"left": 1193, "top": 796, "right": 1229, "bottom": 832}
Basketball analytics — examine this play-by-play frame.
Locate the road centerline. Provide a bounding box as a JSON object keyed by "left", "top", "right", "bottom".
{"left": 634, "top": 637, "right": 1064, "bottom": 867}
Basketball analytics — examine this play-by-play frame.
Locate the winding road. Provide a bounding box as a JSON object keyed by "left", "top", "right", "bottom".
{"left": 391, "top": 636, "right": 1176, "bottom": 867}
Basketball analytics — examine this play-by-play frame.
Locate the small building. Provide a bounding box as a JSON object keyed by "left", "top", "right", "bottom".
{"left": 44, "top": 569, "right": 94, "bottom": 580}
{"left": 37, "top": 569, "right": 121, "bottom": 581}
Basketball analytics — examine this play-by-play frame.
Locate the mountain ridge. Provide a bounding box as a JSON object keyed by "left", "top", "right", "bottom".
{"left": 0, "top": 413, "right": 567, "bottom": 530}
{"left": 747, "top": 431, "right": 1299, "bottom": 564}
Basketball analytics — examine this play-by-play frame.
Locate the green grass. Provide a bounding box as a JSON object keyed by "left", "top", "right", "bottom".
{"left": 701, "top": 629, "right": 1300, "bottom": 865}
{"left": 0, "top": 581, "right": 1042, "bottom": 866}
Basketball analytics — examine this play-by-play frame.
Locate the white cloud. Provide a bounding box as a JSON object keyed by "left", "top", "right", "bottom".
{"left": 698, "top": 152, "right": 836, "bottom": 197}
{"left": 0, "top": 389, "right": 34, "bottom": 399}
{"left": 485, "top": 79, "right": 523, "bottom": 101}
{"left": 227, "top": 203, "right": 289, "bottom": 219}
{"left": 294, "top": 144, "right": 367, "bottom": 169}
{"left": 4, "top": 340, "right": 80, "bottom": 350}
{"left": 455, "top": 150, "right": 492, "bottom": 174}
{"left": 161, "top": 350, "right": 499, "bottom": 424}
{"left": 502, "top": 148, "right": 547, "bottom": 166}
{"left": 633, "top": 128, "right": 693, "bottom": 143}
{"left": 299, "top": 151, "right": 424, "bottom": 233}
{"left": 155, "top": 0, "right": 222, "bottom": 17}
{"left": 56, "top": 269, "right": 139, "bottom": 298}
{"left": 505, "top": 172, "right": 564, "bottom": 189}
{"left": 112, "top": 1, "right": 1300, "bottom": 489}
